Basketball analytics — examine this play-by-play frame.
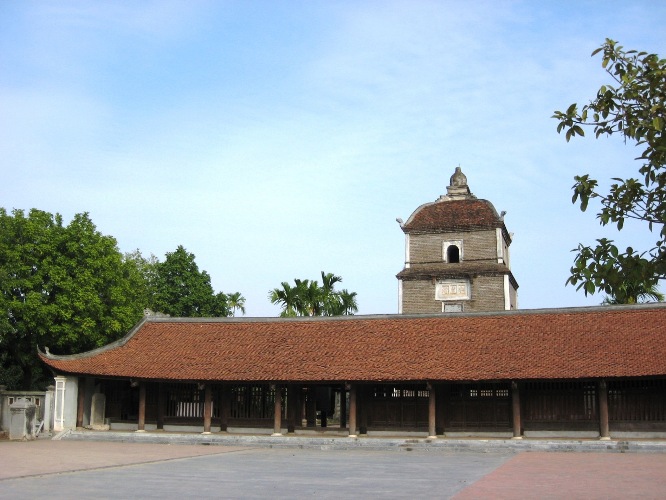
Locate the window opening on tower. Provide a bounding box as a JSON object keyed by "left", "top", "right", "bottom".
{"left": 447, "top": 245, "right": 460, "bottom": 263}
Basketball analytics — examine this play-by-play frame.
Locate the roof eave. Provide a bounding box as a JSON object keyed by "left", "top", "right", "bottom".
{"left": 39, "top": 316, "right": 150, "bottom": 362}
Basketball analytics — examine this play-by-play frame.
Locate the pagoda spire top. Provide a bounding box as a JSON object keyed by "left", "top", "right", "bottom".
{"left": 442, "top": 166, "right": 473, "bottom": 200}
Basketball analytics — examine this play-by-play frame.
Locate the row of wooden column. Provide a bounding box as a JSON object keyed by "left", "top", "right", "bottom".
{"left": 135, "top": 382, "right": 219, "bottom": 433}
{"left": 129, "top": 379, "right": 613, "bottom": 439}
{"left": 130, "top": 382, "right": 358, "bottom": 435}
{"left": 510, "top": 380, "right": 611, "bottom": 439}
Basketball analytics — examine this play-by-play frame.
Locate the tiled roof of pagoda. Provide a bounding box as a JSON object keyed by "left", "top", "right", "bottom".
{"left": 402, "top": 198, "right": 505, "bottom": 234}
{"left": 39, "top": 304, "right": 666, "bottom": 383}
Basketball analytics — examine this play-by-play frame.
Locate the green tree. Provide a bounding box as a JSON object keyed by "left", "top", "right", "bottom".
{"left": 124, "top": 249, "right": 159, "bottom": 313}
{"left": 151, "top": 245, "right": 241, "bottom": 317}
{"left": 269, "top": 271, "right": 358, "bottom": 317}
{"left": 0, "top": 209, "right": 145, "bottom": 389}
{"left": 227, "top": 291, "right": 246, "bottom": 316}
{"left": 268, "top": 281, "right": 301, "bottom": 317}
{"left": 330, "top": 288, "right": 359, "bottom": 315}
{"left": 294, "top": 278, "right": 323, "bottom": 316}
{"left": 553, "top": 39, "right": 666, "bottom": 301}
{"left": 320, "top": 272, "right": 342, "bottom": 314}
{"left": 602, "top": 281, "right": 664, "bottom": 305}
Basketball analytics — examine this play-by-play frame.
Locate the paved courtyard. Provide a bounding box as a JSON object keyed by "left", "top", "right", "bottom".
{"left": 1, "top": 440, "right": 665, "bottom": 499}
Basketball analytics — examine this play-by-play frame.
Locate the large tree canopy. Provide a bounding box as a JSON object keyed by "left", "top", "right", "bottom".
{"left": 0, "top": 211, "right": 245, "bottom": 389}
{"left": 147, "top": 245, "right": 241, "bottom": 318}
{"left": 269, "top": 271, "right": 358, "bottom": 317}
{"left": 0, "top": 209, "right": 145, "bottom": 389}
{"left": 553, "top": 39, "right": 666, "bottom": 303}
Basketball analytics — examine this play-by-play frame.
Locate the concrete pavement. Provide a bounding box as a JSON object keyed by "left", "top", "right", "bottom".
{"left": 1, "top": 434, "right": 665, "bottom": 498}
{"left": 0, "top": 440, "right": 513, "bottom": 499}
{"left": 0, "top": 439, "right": 247, "bottom": 481}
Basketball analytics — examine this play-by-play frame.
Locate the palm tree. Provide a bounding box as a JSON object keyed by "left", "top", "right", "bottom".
{"left": 269, "top": 282, "right": 300, "bottom": 317}
{"left": 334, "top": 289, "right": 358, "bottom": 315}
{"left": 321, "top": 272, "right": 342, "bottom": 293}
{"left": 227, "top": 292, "right": 246, "bottom": 317}
{"left": 602, "top": 282, "right": 664, "bottom": 305}
{"left": 269, "top": 271, "right": 358, "bottom": 317}
{"left": 320, "top": 272, "right": 343, "bottom": 315}
{"left": 296, "top": 278, "right": 326, "bottom": 316}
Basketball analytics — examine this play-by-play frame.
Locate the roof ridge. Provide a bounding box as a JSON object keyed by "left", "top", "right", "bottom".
{"left": 132, "top": 301, "right": 666, "bottom": 322}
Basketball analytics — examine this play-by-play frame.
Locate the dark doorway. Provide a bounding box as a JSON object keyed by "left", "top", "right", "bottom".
{"left": 447, "top": 245, "right": 460, "bottom": 263}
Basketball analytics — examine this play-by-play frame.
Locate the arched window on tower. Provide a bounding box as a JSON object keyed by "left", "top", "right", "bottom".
{"left": 446, "top": 245, "right": 460, "bottom": 263}
{"left": 442, "top": 240, "right": 463, "bottom": 263}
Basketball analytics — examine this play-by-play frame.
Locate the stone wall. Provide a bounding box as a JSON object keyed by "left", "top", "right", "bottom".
{"left": 408, "top": 230, "right": 498, "bottom": 263}
{"left": 402, "top": 275, "right": 506, "bottom": 314}
{"left": 0, "top": 386, "right": 53, "bottom": 433}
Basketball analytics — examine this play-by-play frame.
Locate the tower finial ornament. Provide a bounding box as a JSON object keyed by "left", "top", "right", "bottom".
{"left": 443, "top": 166, "right": 473, "bottom": 200}
{"left": 450, "top": 166, "right": 467, "bottom": 187}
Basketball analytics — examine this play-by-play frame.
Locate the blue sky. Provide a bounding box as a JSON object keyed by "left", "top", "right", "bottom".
{"left": 1, "top": 1, "right": 665, "bottom": 316}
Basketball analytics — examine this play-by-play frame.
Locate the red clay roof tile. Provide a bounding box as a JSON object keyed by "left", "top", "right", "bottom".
{"left": 402, "top": 199, "right": 503, "bottom": 233}
{"left": 40, "top": 305, "right": 666, "bottom": 382}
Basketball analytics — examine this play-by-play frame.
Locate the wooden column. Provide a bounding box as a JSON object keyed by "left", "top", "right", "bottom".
{"left": 511, "top": 381, "right": 522, "bottom": 439}
{"left": 306, "top": 385, "right": 316, "bottom": 427}
{"left": 340, "top": 386, "right": 347, "bottom": 429}
{"left": 76, "top": 377, "right": 85, "bottom": 428}
{"left": 219, "top": 385, "right": 230, "bottom": 432}
{"left": 296, "top": 386, "right": 304, "bottom": 427}
{"left": 287, "top": 384, "right": 300, "bottom": 433}
{"left": 137, "top": 382, "right": 146, "bottom": 432}
{"left": 203, "top": 383, "right": 212, "bottom": 433}
{"left": 359, "top": 386, "right": 368, "bottom": 434}
{"left": 348, "top": 384, "right": 357, "bottom": 437}
{"left": 157, "top": 383, "right": 165, "bottom": 430}
{"left": 293, "top": 385, "right": 303, "bottom": 430}
{"left": 286, "top": 384, "right": 294, "bottom": 433}
{"left": 436, "top": 385, "right": 447, "bottom": 436}
{"left": 428, "top": 383, "right": 437, "bottom": 438}
{"left": 598, "top": 379, "right": 610, "bottom": 440}
{"left": 273, "top": 385, "right": 282, "bottom": 436}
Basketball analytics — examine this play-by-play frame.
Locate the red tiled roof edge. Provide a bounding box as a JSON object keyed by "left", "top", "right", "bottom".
{"left": 39, "top": 304, "right": 666, "bottom": 382}
{"left": 401, "top": 198, "right": 511, "bottom": 243}
{"left": 38, "top": 316, "right": 149, "bottom": 361}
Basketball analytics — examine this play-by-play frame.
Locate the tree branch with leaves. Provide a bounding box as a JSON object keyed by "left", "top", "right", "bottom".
{"left": 553, "top": 39, "right": 666, "bottom": 303}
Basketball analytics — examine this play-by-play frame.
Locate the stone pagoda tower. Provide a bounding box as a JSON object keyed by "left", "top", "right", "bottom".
{"left": 396, "top": 167, "right": 518, "bottom": 313}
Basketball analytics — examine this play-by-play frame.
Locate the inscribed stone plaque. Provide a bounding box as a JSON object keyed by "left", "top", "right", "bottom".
{"left": 91, "top": 393, "right": 106, "bottom": 427}
{"left": 435, "top": 280, "right": 470, "bottom": 301}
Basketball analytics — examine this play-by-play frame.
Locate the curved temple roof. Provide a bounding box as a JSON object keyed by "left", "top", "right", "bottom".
{"left": 399, "top": 166, "right": 509, "bottom": 239}
{"left": 402, "top": 198, "right": 505, "bottom": 234}
{"left": 40, "top": 304, "right": 666, "bottom": 383}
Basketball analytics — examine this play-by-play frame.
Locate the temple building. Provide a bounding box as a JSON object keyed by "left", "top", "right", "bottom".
{"left": 39, "top": 168, "right": 666, "bottom": 439}
{"left": 397, "top": 167, "right": 517, "bottom": 313}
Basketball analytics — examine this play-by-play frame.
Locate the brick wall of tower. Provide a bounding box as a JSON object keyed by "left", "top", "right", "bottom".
{"left": 408, "top": 229, "right": 498, "bottom": 264}
{"left": 401, "top": 275, "right": 506, "bottom": 314}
